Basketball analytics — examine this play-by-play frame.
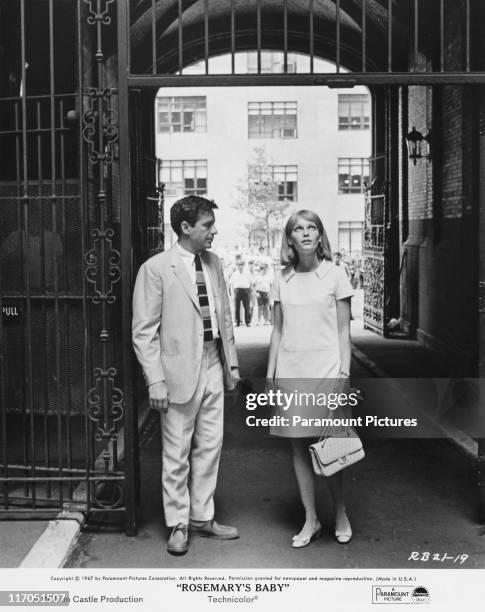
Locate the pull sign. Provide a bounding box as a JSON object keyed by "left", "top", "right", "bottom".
{"left": 2, "top": 304, "right": 23, "bottom": 324}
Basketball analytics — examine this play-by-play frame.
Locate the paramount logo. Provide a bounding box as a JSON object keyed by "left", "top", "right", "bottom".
{"left": 372, "top": 585, "right": 430, "bottom": 604}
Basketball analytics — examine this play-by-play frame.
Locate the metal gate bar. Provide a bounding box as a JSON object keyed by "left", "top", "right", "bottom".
{"left": 440, "top": 0, "right": 444, "bottom": 72}
{"left": 178, "top": 0, "right": 183, "bottom": 74}
{"left": 151, "top": 0, "right": 157, "bottom": 76}
{"left": 413, "top": 0, "right": 419, "bottom": 72}
{"left": 21, "top": 0, "right": 36, "bottom": 508}
{"left": 126, "top": 72, "right": 485, "bottom": 88}
{"left": 336, "top": 0, "right": 340, "bottom": 71}
{"left": 117, "top": 0, "right": 138, "bottom": 535}
{"left": 204, "top": 0, "right": 209, "bottom": 75}
{"left": 256, "top": 0, "right": 262, "bottom": 74}
{"left": 283, "top": 0, "right": 288, "bottom": 73}
{"left": 387, "top": 0, "right": 392, "bottom": 73}
{"left": 309, "top": 0, "right": 314, "bottom": 73}
{"left": 48, "top": 0, "right": 62, "bottom": 506}
{"left": 230, "top": 0, "right": 236, "bottom": 73}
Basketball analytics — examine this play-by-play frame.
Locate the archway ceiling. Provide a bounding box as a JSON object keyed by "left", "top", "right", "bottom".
{"left": 130, "top": 0, "right": 408, "bottom": 73}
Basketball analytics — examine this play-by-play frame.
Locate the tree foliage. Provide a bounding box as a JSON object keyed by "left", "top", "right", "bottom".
{"left": 236, "top": 147, "right": 292, "bottom": 249}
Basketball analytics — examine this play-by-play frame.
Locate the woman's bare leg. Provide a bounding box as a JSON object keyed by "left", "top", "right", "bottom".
{"left": 327, "top": 471, "right": 352, "bottom": 537}
{"left": 291, "top": 439, "right": 320, "bottom": 539}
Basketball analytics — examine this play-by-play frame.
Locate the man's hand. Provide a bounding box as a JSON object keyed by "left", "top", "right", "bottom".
{"left": 148, "top": 381, "right": 169, "bottom": 414}
{"left": 231, "top": 367, "right": 240, "bottom": 382}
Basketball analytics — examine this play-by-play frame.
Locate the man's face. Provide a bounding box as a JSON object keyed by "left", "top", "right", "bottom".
{"left": 181, "top": 211, "right": 217, "bottom": 252}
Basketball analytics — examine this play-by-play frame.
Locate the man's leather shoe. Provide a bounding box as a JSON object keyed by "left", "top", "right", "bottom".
{"left": 167, "top": 524, "right": 189, "bottom": 555}
{"left": 190, "top": 519, "right": 239, "bottom": 540}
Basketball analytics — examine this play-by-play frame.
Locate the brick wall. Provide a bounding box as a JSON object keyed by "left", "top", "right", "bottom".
{"left": 407, "top": 86, "right": 432, "bottom": 221}
{"left": 401, "top": 0, "right": 476, "bottom": 373}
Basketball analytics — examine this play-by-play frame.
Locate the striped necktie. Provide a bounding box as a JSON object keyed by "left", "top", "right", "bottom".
{"left": 194, "top": 254, "right": 214, "bottom": 341}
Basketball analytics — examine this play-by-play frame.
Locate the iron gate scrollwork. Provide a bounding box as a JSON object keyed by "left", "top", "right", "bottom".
{"left": 363, "top": 154, "right": 387, "bottom": 334}
{"left": 79, "top": 0, "right": 126, "bottom": 516}
{"left": 82, "top": 88, "right": 119, "bottom": 166}
{"left": 84, "top": 228, "right": 121, "bottom": 304}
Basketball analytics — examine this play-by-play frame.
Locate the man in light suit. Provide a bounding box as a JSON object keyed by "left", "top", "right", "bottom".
{"left": 132, "top": 196, "right": 240, "bottom": 555}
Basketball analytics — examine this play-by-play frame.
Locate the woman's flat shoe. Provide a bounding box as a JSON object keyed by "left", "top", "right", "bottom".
{"left": 334, "top": 525, "right": 352, "bottom": 544}
{"left": 291, "top": 522, "right": 322, "bottom": 548}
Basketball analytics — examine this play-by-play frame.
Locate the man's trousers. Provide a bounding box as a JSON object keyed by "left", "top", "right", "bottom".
{"left": 160, "top": 340, "right": 224, "bottom": 527}
{"left": 234, "top": 287, "right": 251, "bottom": 326}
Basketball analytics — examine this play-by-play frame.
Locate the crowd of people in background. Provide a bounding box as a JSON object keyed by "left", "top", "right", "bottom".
{"left": 219, "top": 245, "right": 364, "bottom": 327}
{"left": 220, "top": 246, "right": 276, "bottom": 327}
{"left": 333, "top": 249, "right": 364, "bottom": 290}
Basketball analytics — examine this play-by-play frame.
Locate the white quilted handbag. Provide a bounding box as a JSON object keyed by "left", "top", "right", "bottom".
{"left": 309, "top": 428, "right": 365, "bottom": 477}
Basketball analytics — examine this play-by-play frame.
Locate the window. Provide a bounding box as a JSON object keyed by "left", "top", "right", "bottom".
{"left": 338, "top": 158, "right": 370, "bottom": 194}
{"left": 251, "top": 164, "right": 298, "bottom": 202}
{"left": 157, "top": 96, "right": 207, "bottom": 133}
{"left": 248, "top": 101, "right": 297, "bottom": 139}
{"left": 338, "top": 221, "right": 363, "bottom": 254}
{"left": 246, "top": 52, "right": 298, "bottom": 74}
{"left": 159, "top": 160, "right": 207, "bottom": 198}
{"left": 338, "top": 94, "right": 370, "bottom": 130}
{"left": 272, "top": 165, "right": 298, "bottom": 201}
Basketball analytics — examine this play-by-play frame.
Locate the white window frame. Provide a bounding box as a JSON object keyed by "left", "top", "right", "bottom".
{"left": 338, "top": 158, "right": 370, "bottom": 194}
{"left": 338, "top": 94, "right": 370, "bottom": 130}
{"left": 157, "top": 96, "right": 207, "bottom": 133}
{"left": 338, "top": 221, "right": 364, "bottom": 254}
{"left": 248, "top": 101, "right": 297, "bottom": 139}
{"left": 159, "top": 160, "right": 208, "bottom": 198}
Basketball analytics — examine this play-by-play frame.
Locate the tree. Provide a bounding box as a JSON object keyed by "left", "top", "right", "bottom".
{"left": 235, "top": 147, "right": 293, "bottom": 253}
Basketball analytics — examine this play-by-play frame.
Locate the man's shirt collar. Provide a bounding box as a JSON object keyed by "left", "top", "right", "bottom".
{"left": 176, "top": 241, "right": 197, "bottom": 262}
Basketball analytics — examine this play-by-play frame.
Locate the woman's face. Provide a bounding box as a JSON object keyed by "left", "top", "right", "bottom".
{"left": 289, "top": 216, "right": 321, "bottom": 255}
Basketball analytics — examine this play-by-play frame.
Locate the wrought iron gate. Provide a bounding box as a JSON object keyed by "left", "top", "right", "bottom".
{"left": 0, "top": 0, "right": 483, "bottom": 530}
{"left": 0, "top": 0, "right": 137, "bottom": 532}
{"left": 363, "top": 153, "right": 387, "bottom": 333}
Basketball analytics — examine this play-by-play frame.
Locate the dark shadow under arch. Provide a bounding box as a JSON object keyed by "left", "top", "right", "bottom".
{"left": 129, "top": 0, "right": 409, "bottom": 75}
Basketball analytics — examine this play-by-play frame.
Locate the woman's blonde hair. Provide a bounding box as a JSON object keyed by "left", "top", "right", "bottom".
{"left": 280, "top": 210, "right": 332, "bottom": 266}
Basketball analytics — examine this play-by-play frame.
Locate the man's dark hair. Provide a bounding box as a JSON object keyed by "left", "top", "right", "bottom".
{"left": 170, "top": 196, "right": 218, "bottom": 237}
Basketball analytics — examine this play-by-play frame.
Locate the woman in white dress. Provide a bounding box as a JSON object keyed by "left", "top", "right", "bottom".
{"left": 266, "top": 210, "right": 354, "bottom": 548}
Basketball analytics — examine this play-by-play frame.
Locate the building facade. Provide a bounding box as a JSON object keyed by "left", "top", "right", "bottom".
{"left": 156, "top": 54, "right": 371, "bottom": 258}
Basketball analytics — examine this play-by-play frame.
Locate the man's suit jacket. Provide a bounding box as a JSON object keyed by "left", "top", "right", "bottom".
{"left": 132, "top": 245, "right": 238, "bottom": 404}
